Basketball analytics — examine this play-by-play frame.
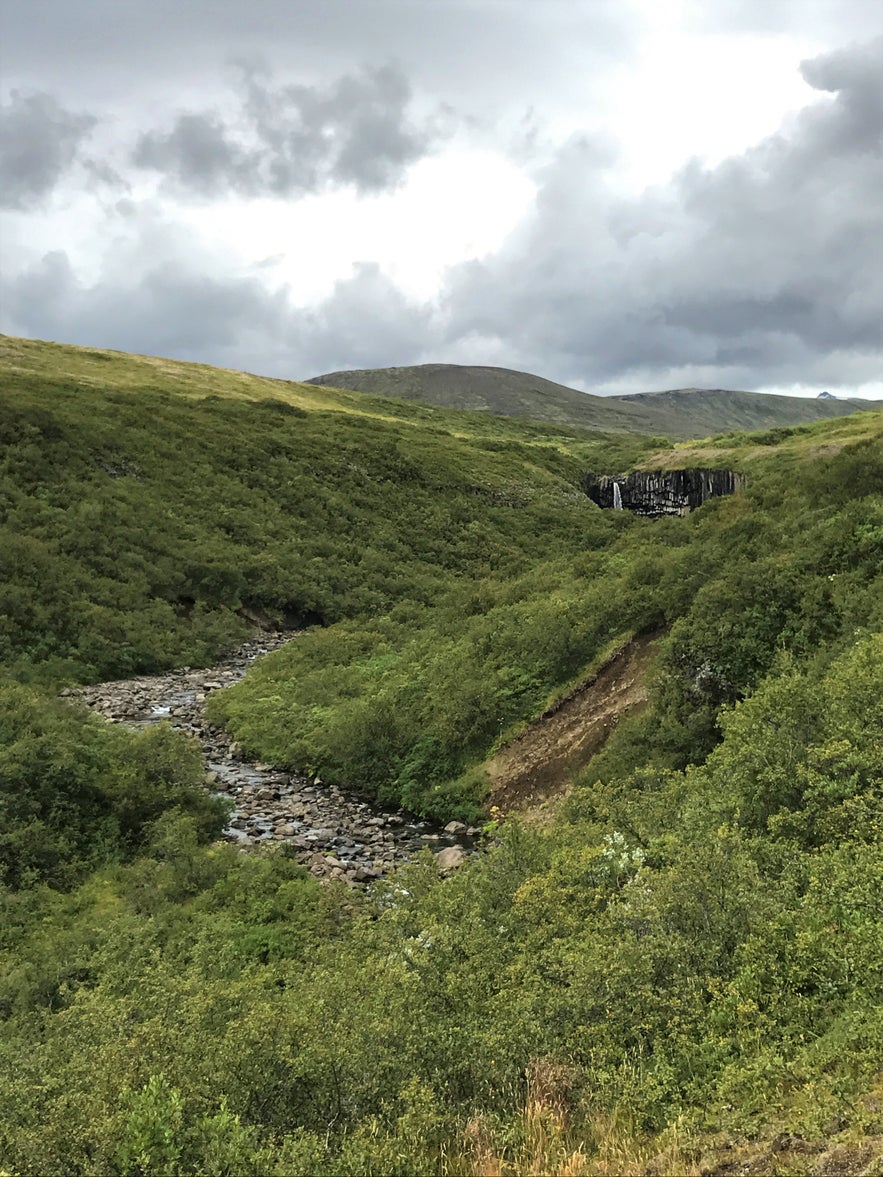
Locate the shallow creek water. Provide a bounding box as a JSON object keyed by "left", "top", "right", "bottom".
{"left": 66, "top": 632, "right": 476, "bottom": 885}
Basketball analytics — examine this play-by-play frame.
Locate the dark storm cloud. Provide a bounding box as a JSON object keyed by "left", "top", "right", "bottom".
{"left": 133, "top": 63, "right": 438, "bottom": 197}
{"left": 438, "top": 37, "right": 883, "bottom": 390}
{"left": 0, "top": 90, "right": 98, "bottom": 208}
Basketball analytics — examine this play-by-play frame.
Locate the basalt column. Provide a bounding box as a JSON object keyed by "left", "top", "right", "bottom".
{"left": 583, "top": 468, "right": 744, "bottom": 517}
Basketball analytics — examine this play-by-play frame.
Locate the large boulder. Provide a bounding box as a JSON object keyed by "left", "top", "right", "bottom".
{"left": 435, "top": 846, "right": 466, "bottom": 873}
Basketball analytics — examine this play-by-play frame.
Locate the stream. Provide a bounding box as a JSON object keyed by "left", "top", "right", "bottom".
{"left": 66, "top": 631, "right": 476, "bottom": 886}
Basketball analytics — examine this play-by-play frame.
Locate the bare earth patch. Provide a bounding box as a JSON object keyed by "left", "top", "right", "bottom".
{"left": 486, "top": 632, "right": 661, "bottom": 815}
{"left": 696, "top": 1135, "right": 883, "bottom": 1176}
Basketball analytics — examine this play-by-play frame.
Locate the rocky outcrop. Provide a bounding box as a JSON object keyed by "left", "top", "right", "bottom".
{"left": 583, "top": 468, "right": 744, "bottom": 517}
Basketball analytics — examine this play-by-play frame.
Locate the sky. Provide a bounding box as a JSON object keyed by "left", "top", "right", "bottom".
{"left": 1, "top": 0, "right": 881, "bottom": 397}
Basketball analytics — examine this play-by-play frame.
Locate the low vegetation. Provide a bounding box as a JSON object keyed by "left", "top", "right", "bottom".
{"left": 1, "top": 335, "right": 881, "bottom": 1174}
{"left": 307, "top": 360, "right": 883, "bottom": 438}
{"left": 1, "top": 334, "right": 649, "bottom": 689}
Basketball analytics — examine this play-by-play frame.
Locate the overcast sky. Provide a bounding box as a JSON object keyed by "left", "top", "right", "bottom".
{"left": 1, "top": 0, "right": 881, "bottom": 396}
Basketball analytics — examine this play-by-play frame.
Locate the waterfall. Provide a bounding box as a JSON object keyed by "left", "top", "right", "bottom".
{"left": 613, "top": 481, "right": 623, "bottom": 510}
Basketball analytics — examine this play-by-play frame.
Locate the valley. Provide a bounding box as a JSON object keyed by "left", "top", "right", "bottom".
{"left": 1, "top": 335, "right": 882, "bottom": 1176}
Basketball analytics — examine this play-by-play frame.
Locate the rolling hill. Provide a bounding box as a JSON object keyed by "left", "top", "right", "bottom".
{"left": 307, "top": 362, "right": 883, "bottom": 438}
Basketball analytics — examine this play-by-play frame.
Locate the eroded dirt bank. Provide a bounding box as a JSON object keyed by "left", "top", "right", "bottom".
{"left": 65, "top": 632, "right": 475, "bottom": 885}
{"left": 486, "top": 632, "right": 661, "bottom": 813}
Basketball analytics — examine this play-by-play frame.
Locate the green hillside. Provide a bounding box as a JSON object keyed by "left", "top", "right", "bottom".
{"left": 307, "top": 361, "right": 883, "bottom": 438}
{"left": 0, "top": 334, "right": 652, "bottom": 690}
{"left": 2, "top": 334, "right": 883, "bottom": 1175}
{"left": 615, "top": 385, "right": 882, "bottom": 435}
{"left": 307, "top": 362, "right": 646, "bottom": 431}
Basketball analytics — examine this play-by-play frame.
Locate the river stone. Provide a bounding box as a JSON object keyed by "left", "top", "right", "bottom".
{"left": 435, "top": 846, "right": 466, "bottom": 873}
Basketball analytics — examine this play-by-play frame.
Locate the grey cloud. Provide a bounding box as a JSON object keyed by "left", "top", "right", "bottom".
{"left": 1, "top": 1, "right": 635, "bottom": 120}
{"left": 0, "top": 90, "right": 97, "bottom": 208}
{"left": 133, "top": 113, "right": 255, "bottom": 197}
{"left": 0, "top": 241, "right": 437, "bottom": 379}
{"left": 0, "top": 241, "right": 290, "bottom": 363}
{"left": 300, "top": 263, "right": 437, "bottom": 370}
{"left": 799, "top": 37, "right": 883, "bottom": 154}
{"left": 3, "top": 32, "right": 881, "bottom": 396}
{"left": 436, "top": 37, "right": 883, "bottom": 391}
{"left": 133, "top": 63, "right": 437, "bottom": 197}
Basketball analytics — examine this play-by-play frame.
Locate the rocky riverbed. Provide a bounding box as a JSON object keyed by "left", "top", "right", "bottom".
{"left": 64, "top": 632, "right": 477, "bottom": 886}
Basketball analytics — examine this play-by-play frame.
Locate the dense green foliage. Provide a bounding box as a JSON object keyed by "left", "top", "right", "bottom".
{"left": 211, "top": 432, "right": 883, "bottom": 816}
{"left": 0, "top": 686, "right": 227, "bottom": 890}
{"left": 1, "top": 337, "right": 882, "bottom": 1174}
{"left": 1, "top": 335, "right": 649, "bottom": 689}
{"left": 2, "top": 637, "right": 881, "bottom": 1172}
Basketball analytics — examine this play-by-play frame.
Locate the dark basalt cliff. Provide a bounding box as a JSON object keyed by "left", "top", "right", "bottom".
{"left": 584, "top": 468, "right": 744, "bottom": 517}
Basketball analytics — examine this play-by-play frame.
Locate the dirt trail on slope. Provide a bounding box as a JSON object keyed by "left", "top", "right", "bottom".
{"left": 486, "top": 632, "right": 661, "bottom": 815}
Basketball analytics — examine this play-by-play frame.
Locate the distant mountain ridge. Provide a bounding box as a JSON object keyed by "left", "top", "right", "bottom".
{"left": 306, "top": 364, "right": 882, "bottom": 438}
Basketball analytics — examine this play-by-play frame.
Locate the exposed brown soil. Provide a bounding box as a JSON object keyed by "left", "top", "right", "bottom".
{"left": 697, "top": 1135, "right": 883, "bottom": 1176}
{"left": 486, "top": 632, "right": 661, "bottom": 814}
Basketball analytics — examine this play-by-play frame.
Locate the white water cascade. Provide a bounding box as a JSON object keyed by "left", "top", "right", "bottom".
{"left": 613, "top": 481, "right": 623, "bottom": 510}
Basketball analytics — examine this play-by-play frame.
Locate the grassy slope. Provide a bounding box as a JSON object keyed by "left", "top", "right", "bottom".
{"left": 2, "top": 334, "right": 883, "bottom": 1173}
{"left": 0, "top": 334, "right": 653, "bottom": 688}
{"left": 307, "top": 362, "right": 647, "bottom": 432}
{"left": 614, "top": 385, "right": 881, "bottom": 435}
{"left": 306, "top": 361, "right": 883, "bottom": 438}
{"left": 2, "top": 333, "right": 649, "bottom": 444}
{"left": 639, "top": 407, "right": 883, "bottom": 467}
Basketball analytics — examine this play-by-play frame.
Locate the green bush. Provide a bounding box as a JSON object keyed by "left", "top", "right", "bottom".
{"left": 0, "top": 685, "right": 226, "bottom": 888}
